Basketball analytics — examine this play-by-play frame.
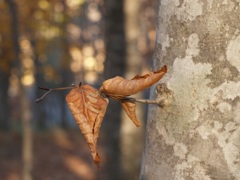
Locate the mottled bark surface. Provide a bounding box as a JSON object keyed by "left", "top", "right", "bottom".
{"left": 141, "top": 0, "right": 240, "bottom": 179}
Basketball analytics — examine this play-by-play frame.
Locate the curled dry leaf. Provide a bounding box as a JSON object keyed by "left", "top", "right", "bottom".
{"left": 120, "top": 100, "right": 140, "bottom": 127}
{"left": 99, "top": 65, "right": 167, "bottom": 99}
{"left": 99, "top": 65, "right": 167, "bottom": 126}
{"left": 66, "top": 84, "right": 108, "bottom": 166}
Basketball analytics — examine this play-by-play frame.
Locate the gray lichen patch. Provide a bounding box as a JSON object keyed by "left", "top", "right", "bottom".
{"left": 141, "top": 0, "right": 240, "bottom": 179}
{"left": 188, "top": 134, "right": 234, "bottom": 179}
{"left": 156, "top": 1, "right": 240, "bottom": 87}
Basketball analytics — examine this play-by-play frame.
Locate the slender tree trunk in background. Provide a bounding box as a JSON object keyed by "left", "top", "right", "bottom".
{"left": 102, "top": 0, "right": 126, "bottom": 179}
{"left": 5, "top": 0, "right": 33, "bottom": 179}
{"left": 121, "top": 0, "right": 144, "bottom": 179}
{"left": 21, "top": 87, "right": 33, "bottom": 180}
{"left": 1, "top": 0, "right": 16, "bottom": 131}
{"left": 24, "top": 16, "right": 47, "bottom": 129}
{"left": 0, "top": 71, "right": 10, "bottom": 130}
{"left": 31, "top": 39, "right": 47, "bottom": 129}
{"left": 59, "top": 0, "right": 73, "bottom": 128}
{"left": 140, "top": 1, "right": 240, "bottom": 179}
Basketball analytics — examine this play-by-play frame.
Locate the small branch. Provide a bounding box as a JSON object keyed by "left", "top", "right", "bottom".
{"left": 121, "top": 83, "right": 173, "bottom": 107}
{"left": 35, "top": 86, "right": 75, "bottom": 103}
{"left": 121, "top": 97, "right": 159, "bottom": 104}
{"left": 38, "top": 87, "right": 50, "bottom": 91}
{"left": 35, "top": 89, "right": 53, "bottom": 103}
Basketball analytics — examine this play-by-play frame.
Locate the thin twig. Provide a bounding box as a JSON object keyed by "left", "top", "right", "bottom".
{"left": 38, "top": 87, "right": 50, "bottom": 91}
{"left": 35, "top": 89, "right": 53, "bottom": 103}
{"left": 121, "top": 97, "right": 159, "bottom": 104}
{"left": 35, "top": 86, "right": 74, "bottom": 103}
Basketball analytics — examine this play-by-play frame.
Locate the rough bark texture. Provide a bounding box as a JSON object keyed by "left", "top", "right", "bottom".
{"left": 140, "top": 0, "right": 240, "bottom": 179}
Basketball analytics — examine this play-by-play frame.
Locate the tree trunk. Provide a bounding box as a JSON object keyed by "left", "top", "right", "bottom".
{"left": 59, "top": 0, "right": 73, "bottom": 128}
{"left": 21, "top": 87, "right": 33, "bottom": 180}
{"left": 140, "top": 0, "right": 240, "bottom": 179}
{"left": 5, "top": 0, "right": 33, "bottom": 179}
{"left": 121, "top": 0, "right": 144, "bottom": 179}
{"left": 101, "top": 0, "right": 126, "bottom": 179}
{"left": 0, "top": 71, "right": 10, "bottom": 130}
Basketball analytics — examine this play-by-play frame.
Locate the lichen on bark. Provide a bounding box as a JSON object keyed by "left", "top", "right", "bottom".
{"left": 140, "top": 0, "right": 240, "bottom": 179}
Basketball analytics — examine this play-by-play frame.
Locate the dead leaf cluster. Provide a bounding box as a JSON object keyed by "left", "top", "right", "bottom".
{"left": 37, "top": 65, "right": 167, "bottom": 166}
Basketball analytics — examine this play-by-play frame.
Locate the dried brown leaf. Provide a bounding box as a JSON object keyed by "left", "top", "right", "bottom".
{"left": 120, "top": 100, "right": 141, "bottom": 127}
{"left": 66, "top": 84, "right": 108, "bottom": 165}
{"left": 99, "top": 65, "right": 167, "bottom": 99}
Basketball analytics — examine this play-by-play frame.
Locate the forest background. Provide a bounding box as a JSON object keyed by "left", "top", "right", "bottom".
{"left": 0, "top": 0, "right": 157, "bottom": 179}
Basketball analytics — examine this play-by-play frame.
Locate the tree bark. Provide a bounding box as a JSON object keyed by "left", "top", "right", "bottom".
{"left": 0, "top": 71, "right": 10, "bottom": 130}
{"left": 5, "top": 0, "right": 33, "bottom": 179}
{"left": 140, "top": 0, "right": 240, "bottom": 179}
{"left": 121, "top": 0, "right": 144, "bottom": 179}
{"left": 101, "top": 0, "right": 126, "bottom": 179}
{"left": 59, "top": 0, "right": 73, "bottom": 128}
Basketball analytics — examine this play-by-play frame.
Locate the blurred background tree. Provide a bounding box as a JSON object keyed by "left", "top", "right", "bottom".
{"left": 0, "top": 0, "right": 157, "bottom": 179}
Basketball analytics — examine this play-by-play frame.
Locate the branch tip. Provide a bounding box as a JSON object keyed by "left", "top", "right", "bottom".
{"left": 35, "top": 85, "right": 74, "bottom": 103}
{"left": 38, "top": 87, "right": 50, "bottom": 91}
